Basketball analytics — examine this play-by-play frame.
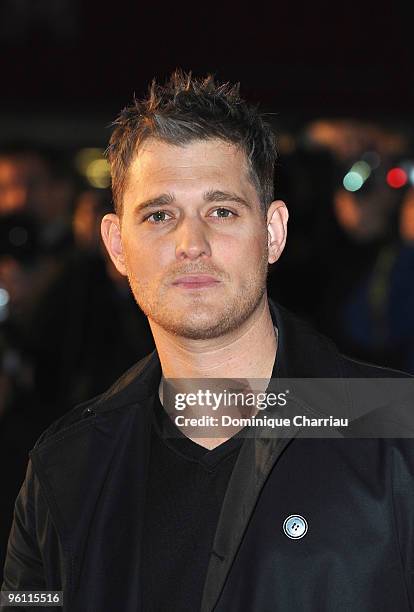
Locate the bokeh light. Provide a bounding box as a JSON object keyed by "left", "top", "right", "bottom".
{"left": 351, "top": 160, "right": 371, "bottom": 181}
{"left": 0, "top": 287, "right": 10, "bottom": 321}
{"left": 75, "top": 148, "right": 111, "bottom": 189}
{"left": 0, "top": 288, "right": 9, "bottom": 308}
{"left": 386, "top": 167, "right": 407, "bottom": 189}
{"left": 85, "top": 159, "right": 111, "bottom": 189}
{"left": 343, "top": 171, "right": 364, "bottom": 192}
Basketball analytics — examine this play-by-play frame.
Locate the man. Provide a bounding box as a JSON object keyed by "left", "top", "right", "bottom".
{"left": 2, "top": 70, "right": 414, "bottom": 611}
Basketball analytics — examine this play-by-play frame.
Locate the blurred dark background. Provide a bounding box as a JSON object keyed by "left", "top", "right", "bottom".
{"left": 1, "top": 0, "right": 414, "bottom": 578}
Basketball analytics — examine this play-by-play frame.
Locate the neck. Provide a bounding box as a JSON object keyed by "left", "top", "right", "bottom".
{"left": 150, "top": 294, "right": 277, "bottom": 382}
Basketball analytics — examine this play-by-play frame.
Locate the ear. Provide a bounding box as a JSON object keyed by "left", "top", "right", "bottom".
{"left": 100, "top": 213, "right": 127, "bottom": 276}
{"left": 267, "top": 200, "right": 289, "bottom": 264}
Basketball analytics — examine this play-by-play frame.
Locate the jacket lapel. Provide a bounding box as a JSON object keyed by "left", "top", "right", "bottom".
{"left": 200, "top": 298, "right": 344, "bottom": 611}
{"left": 200, "top": 431, "right": 301, "bottom": 612}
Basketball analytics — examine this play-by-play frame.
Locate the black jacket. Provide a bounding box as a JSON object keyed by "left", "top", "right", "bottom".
{"left": 2, "top": 300, "right": 414, "bottom": 611}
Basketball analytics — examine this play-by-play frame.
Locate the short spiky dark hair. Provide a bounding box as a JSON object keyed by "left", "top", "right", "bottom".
{"left": 107, "top": 69, "right": 277, "bottom": 216}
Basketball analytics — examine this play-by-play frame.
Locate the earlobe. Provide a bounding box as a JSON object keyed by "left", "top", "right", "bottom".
{"left": 267, "top": 200, "right": 289, "bottom": 264}
{"left": 100, "top": 213, "right": 128, "bottom": 276}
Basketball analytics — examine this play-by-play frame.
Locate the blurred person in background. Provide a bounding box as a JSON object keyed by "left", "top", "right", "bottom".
{"left": 0, "top": 213, "right": 39, "bottom": 418}
{"left": 0, "top": 146, "right": 76, "bottom": 577}
{"left": 29, "top": 187, "right": 154, "bottom": 412}
{"left": 0, "top": 145, "right": 74, "bottom": 254}
{"left": 72, "top": 188, "right": 106, "bottom": 252}
{"left": 302, "top": 121, "right": 414, "bottom": 373}
{"left": 0, "top": 146, "right": 76, "bottom": 419}
{"left": 0, "top": 212, "right": 45, "bottom": 582}
{"left": 329, "top": 179, "right": 414, "bottom": 372}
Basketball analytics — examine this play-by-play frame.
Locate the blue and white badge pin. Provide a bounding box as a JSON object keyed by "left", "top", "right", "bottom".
{"left": 283, "top": 514, "right": 308, "bottom": 539}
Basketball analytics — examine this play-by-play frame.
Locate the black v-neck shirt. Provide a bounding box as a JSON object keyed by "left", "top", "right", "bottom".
{"left": 140, "top": 392, "right": 245, "bottom": 612}
{"left": 141, "top": 333, "right": 279, "bottom": 611}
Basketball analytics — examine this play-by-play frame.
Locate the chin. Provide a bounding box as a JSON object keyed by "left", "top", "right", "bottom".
{"left": 137, "top": 280, "right": 267, "bottom": 339}
{"left": 164, "top": 315, "right": 224, "bottom": 340}
{"left": 161, "top": 305, "right": 254, "bottom": 339}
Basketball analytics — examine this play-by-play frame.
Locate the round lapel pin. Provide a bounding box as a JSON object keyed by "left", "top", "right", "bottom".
{"left": 283, "top": 514, "right": 308, "bottom": 539}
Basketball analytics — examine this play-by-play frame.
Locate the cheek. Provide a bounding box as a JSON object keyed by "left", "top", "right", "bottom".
{"left": 122, "top": 234, "right": 172, "bottom": 280}
{"left": 215, "top": 230, "right": 267, "bottom": 272}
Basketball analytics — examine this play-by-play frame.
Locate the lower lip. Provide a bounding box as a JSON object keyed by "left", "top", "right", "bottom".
{"left": 173, "top": 280, "right": 220, "bottom": 289}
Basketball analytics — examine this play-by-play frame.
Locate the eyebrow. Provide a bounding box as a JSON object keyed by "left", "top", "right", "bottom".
{"left": 134, "top": 192, "right": 175, "bottom": 213}
{"left": 134, "top": 189, "right": 250, "bottom": 214}
{"left": 204, "top": 189, "right": 250, "bottom": 207}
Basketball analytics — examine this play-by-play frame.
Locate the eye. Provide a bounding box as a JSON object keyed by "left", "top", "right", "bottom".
{"left": 144, "top": 210, "right": 173, "bottom": 224}
{"left": 210, "top": 208, "right": 237, "bottom": 220}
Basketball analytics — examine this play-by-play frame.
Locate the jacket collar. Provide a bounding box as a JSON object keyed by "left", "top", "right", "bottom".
{"left": 269, "top": 298, "right": 343, "bottom": 379}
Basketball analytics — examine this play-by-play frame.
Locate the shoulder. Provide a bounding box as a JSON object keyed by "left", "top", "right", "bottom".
{"left": 273, "top": 300, "right": 412, "bottom": 379}
{"left": 340, "top": 353, "right": 413, "bottom": 379}
{"left": 32, "top": 350, "right": 160, "bottom": 451}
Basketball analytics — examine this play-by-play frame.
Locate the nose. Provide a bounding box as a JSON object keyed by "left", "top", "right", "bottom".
{"left": 175, "top": 216, "right": 212, "bottom": 261}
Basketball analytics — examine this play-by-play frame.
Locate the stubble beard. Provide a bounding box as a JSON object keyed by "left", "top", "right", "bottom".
{"left": 126, "top": 249, "right": 269, "bottom": 340}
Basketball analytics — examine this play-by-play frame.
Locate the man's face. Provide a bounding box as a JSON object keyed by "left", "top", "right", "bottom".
{"left": 103, "top": 138, "right": 283, "bottom": 340}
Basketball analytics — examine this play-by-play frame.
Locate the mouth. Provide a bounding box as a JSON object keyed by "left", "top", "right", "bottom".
{"left": 172, "top": 275, "right": 221, "bottom": 289}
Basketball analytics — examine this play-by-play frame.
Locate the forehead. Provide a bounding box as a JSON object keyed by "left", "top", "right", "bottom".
{"left": 123, "top": 138, "right": 257, "bottom": 206}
